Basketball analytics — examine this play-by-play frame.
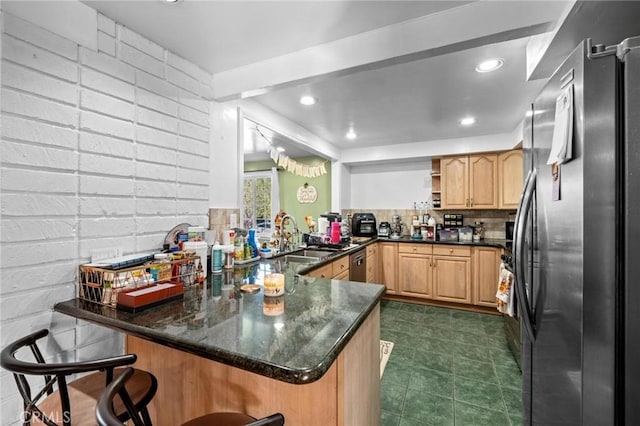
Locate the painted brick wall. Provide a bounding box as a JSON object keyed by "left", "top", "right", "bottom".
{"left": 0, "top": 11, "right": 212, "bottom": 423}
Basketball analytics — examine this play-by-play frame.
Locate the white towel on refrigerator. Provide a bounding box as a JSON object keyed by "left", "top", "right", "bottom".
{"left": 496, "top": 262, "right": 515, "bottom": 316}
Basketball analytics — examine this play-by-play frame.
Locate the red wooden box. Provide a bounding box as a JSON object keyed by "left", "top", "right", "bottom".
{"left": 117, "top": 283, "right": 184, "bottom": 312}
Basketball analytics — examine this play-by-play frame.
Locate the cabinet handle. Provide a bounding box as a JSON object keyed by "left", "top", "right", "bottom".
{"left": 449, "top": 249, "right": 453, "bottom": 253}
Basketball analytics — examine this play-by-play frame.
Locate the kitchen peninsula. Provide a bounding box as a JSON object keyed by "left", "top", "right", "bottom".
{"left": 55, "top": 258, "right": 384, "bottom": 426}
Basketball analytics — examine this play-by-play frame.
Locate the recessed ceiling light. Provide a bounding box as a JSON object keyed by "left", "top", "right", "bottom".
{"left": 163, "top": 0, "right": 181, "bottom": 3}
{"left": 460, "top": 117, "right": 476, "bottom": 126}
{"left": 475, "top": 58, "right": 504, "bottom": 73}
{"left": 346, "top": 130, "right": 357, "bottom": 140}
{"left": 299, "top": 95, "right": 317, "bottom": 106}
{"left": 276, "top": 146, "right": 286, "bottom": 152}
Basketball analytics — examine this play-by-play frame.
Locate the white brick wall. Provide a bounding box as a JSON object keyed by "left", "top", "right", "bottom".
{"left": 0, "top": 10, "right": 212, "bottom": 424}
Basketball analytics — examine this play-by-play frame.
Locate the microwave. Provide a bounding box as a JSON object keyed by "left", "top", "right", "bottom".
{"left": 351, "top": 213, "right": 377, "bottom": 237}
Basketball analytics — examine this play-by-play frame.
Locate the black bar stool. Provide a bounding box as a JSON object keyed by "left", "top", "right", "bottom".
{"left": 96, "top": 367, "right": 285, "bottom": 426}
{"left": 1, "top": 329, "right": 157, "bottom": 426}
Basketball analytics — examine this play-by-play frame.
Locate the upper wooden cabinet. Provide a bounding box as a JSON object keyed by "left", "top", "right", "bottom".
{"left": 441, "top": 154, "right": 498, "bottom": 209}
{"left": 498, "top": 149, "right": 523, "bottom": 209}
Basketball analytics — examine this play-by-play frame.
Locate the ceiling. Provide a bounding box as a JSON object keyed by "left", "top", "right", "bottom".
{"left": 78, "top": 1, "right": 639, "bottom": 161}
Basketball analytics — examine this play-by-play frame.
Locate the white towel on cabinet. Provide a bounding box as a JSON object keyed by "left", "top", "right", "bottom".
{"left": 496, "top": 262, "right": 515, "bottom": 316}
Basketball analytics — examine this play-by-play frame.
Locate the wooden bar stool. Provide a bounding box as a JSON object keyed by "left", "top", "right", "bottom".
{"left": 96, "top": 367, "right": 285, "bottom": 426}
{"left": 1, "top": 329, "right": 157, "bottom": 426}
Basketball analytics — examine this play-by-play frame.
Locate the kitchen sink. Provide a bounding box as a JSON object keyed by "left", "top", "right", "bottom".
{"left": 282, "top": 254, "right": 318, "bottom": 263}
{"left": 299, "top": 249, "right": 337, "bottom": 259}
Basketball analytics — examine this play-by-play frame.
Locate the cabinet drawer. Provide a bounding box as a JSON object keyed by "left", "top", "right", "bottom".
{"left": 398, "top": 243, "right": 432, "bottom": 255}
{"left": 366, "top": 244, "right": 377, "bottom": 257}
{"left": 332, "top": 257, "right": 350, "bottom": 277}
{"left": 308, "top": 263, "right": 332, "bottom": 279}
{"left": 433, "top": 245, "right": 471, "bottom": 257}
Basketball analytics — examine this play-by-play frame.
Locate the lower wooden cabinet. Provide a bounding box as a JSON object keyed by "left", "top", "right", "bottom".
{"left": 398, "top": 244, "right": 433, "bottom": 298}
{"left": 432, "top": 245, "right": 471, "bottom": 304}
{"left": 473, "top": 246, "right": 501, "bottom": 307}
{"left": 366, "top": 244, "right": 378, "bottom": 283}
{"left": 307, "top": 242, "right": 502, "bottom": 310}
{"left": 307, "top": 263, "right": 332, "bottom": 279}
{"left": 378, "top": 242, "right": 398, "bottom": 294}
{"left": 307, "top": 256, "right": 351, "bottom": 280}
{"left": 334, "top": 269, "right": 350, "bottom": 281}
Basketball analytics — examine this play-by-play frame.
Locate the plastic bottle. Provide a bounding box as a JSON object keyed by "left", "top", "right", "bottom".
{"left": 234, "top": 235, "right": 244, "bottom": 261}
{"left": 211, "top": 241, "right": 223, "bottom": 273}
{"left": 330, "top": 221, "right": 341, "bottom": 244}
{"left": 248, "top": 229, "right": 259, "bottom": 258}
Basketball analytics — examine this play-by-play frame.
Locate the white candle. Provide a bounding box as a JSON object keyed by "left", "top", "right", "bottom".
{"left": 263, "top": 273, "right": 285, "bottom": 297}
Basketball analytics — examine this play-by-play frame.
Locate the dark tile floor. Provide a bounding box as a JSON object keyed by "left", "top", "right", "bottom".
{"left": 380, "top": 300, "right": 522, "bottom": 426}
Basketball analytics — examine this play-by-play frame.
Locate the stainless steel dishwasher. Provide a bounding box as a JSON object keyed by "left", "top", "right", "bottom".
{"left": 349, "top": 249, "right": 366, "bottom": 282}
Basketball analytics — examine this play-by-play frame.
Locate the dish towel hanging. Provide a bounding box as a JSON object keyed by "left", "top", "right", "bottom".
{"left": 496, "top": 262, "right": 515, "bottom": 316}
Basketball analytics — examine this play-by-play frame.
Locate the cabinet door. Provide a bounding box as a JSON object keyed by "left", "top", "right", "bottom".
{"left": 366, "top": 253, "right": 378, "bottom": 283}
{"left": 473, "top": 247, "right": 501, "bottom": 307}
{"left": 307, "top": 263, "right": 332, "bottom": 279}
{"left": 332, "top": 257, "right": 350, "bottom": 278}
{"left": 398, "top": 254, "right": 432, "bottom": 299}
{"left": 469, "top": 153, "right": 498, "bottom": 209}
{"left": 433, "top": 256, "right": 471, "bottom": 303}
{"left": 498, "top": 149, "right": 523, "bottom": 209}
{"left": 334, "top": 269, "right": 350, "bottom": 281}
{"left": 441, "top": 156, "right": 469, "bottom": 209}
{"left": 378, "top": 242, "right": 398, "bottom": 294}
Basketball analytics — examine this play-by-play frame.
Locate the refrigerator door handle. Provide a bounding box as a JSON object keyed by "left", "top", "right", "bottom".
{"left": 514, "top": 168, "right": 537, "bottom": 341}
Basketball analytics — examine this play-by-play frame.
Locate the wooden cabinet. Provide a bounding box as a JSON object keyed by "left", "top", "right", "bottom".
{"left": 440, "top": 153, "right": 499, "bottom": 209}
{"left": 441, "top": 156, "right": 469, "bottom": 209}
{"left": 307, "top": 263, "right": 333, "bottom": 279}
{"left": 498, "top": 149, "right": 523, "bottom": 209}
{"left": 307, "top": 256, "right": 350, "bottom": 280}
{"left": 469, "top": 154, "right": 499, "bottom": 209}
{"left": 431, "top": 158, "right": 442, "bottom": 209}
{"left": 365, "top": 244, "right": 378, "bottom": 283}
{"left": 398, "top": 244, "right": 433, "bottom": 299}
{"left": 473, "top": 246, "right": 501, "bottom": 307}
{"left": 332, "top": 256, "right": 349, "bottom": 278}
{"left": 334, "top": 269, "right": 350, "bottom": 281}
{"left": 378, "top": 242, "right": 398, "bottom": 294}
{"left": 432, "top": 245, "right": 471, "bottom": 303}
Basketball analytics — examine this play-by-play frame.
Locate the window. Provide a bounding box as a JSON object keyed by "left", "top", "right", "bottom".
{"left": 243, "top": 170, "right": 278, "bottom": 234}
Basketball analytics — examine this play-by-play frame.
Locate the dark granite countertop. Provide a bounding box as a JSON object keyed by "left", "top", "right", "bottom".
{"left": 54, "top": 258, "right": 384, "bottom": 385}
{"left": 376, "top": 236, "right": 510, "bottom": 250}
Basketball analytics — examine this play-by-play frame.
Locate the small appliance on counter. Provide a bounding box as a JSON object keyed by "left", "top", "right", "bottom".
{"left": 458, "top": 226, "right": 474, "bottom": 242}
{"left": 351, "top": 212, "right": 377, "bottom": 237}
{"left": 378, "top": 222, "right": 391, "bottom": 237}
{"left": 390, "top": 215, "right": 404, "bottom": 239}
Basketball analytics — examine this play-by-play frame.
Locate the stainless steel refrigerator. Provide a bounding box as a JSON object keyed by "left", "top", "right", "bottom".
{"left": 514, "top": 35, "right": 640, "bottom": 425}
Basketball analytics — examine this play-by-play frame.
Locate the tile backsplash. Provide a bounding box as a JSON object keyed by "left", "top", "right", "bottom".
{"left": 209, "top": 208, "right": 241, "bottom": 242}
{"left": 342, "top": 209, "right": 517, "bottom": 239}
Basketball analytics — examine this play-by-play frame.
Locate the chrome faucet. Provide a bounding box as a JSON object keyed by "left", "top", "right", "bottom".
{"left": 279, "top": 214, "right": 299, "bottom": 253}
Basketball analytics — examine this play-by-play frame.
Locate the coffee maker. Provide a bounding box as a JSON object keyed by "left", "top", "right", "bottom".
{"left": 378, "top": 222, "right": 391, "bottom": 237}
{"left": 390, "top": 215, "right": 403, "bottom": 239}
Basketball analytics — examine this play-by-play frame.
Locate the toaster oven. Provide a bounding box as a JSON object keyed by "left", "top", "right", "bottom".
{"left": 351, "top": 213, "right": 377, "bottom": 237}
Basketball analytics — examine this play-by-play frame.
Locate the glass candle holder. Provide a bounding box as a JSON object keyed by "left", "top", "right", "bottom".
{"left": 263, "top": 273, "right": 285, "bottom": 297}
